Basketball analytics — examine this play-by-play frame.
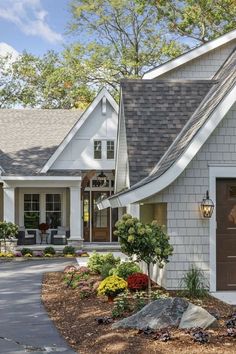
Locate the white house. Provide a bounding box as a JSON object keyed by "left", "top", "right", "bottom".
{"left": 0, "top": 88, "right": 119, "bottom": 246}
{"left": 99, "top": 30, "right": 236, "bottom": 304}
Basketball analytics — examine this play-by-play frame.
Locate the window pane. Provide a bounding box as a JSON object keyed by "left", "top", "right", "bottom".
{"left": 24, "top": 194, "right": 32, "bottom": 202}
{"left": 107, "top": 140, "right": 114, "bottom": 159}
{"left": 46, "top": 202, "right": 54, "bottom": 211}
{"left": 94, "top": 140, "right": 102, "bottom": 159}
{"left": 24, "top": 212, "right": 40, "bottom": 229}
{"left": 54, "top": 194, "right": 61, "bottom": 203}
{"left": 46, "top": 212, "right": 61, "bottom": 228}
{"left": 24, "top": 202, "right": 31, "bottom": 211}
{"left": 32, "top": 194, "right": 39, "bottom": 202}
{"left": 46, "top": 194, "right": 53, "bottom": 203}
{"left": 32, "top": 202, "right": 40, "bottom": 211}
{"left": 54, "top": 203, "right": 61, "bottom": 211}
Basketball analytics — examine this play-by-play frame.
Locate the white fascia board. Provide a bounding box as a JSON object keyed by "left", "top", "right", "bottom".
{"left": 109, "top": 83, "right": 236, "bottom": 208}
{"left": 143, "top": 30, "right": 236, "bottom": 79}
{"left": 41, "top": 88, "right": 119, "bottom": 173}
{"left": 97, "top": 198, "right": 111, "bottom": 210}
{"left": 1, "top": 176, "right": 82, "bottom": 181}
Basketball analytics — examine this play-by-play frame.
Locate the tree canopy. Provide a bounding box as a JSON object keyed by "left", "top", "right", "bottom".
{"left": 0, "top": 0, "right": 235, "bottom": 108}
{"left": 0, "top": 51, "right": 94, "bottom": 109}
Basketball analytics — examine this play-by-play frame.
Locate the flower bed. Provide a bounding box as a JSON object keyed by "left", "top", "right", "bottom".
{"left": 42, "top": 271, "right": 235, "bottom": 354}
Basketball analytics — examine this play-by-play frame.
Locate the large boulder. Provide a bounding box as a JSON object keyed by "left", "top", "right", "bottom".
{"left": 179, "top": 303, "right": 218, "bottom": 330}
{"left": 112, "top": 297, "right": 189, "bottom": 330}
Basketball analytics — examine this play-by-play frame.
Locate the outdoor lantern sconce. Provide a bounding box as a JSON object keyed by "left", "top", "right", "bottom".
{"left": 200, "top": 190, "right": 214, "bottom": 218}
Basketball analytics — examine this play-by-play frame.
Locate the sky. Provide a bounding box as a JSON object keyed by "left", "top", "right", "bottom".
{"left": 0, "top": 0, "right": 72, "bottom": 57}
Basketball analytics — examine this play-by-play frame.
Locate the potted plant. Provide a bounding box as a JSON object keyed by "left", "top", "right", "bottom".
{"left": 0, "top": 221, "right": 19, "bottom": 253}
{"left": 39, "top": 223, "right": 49, "bottom": 233}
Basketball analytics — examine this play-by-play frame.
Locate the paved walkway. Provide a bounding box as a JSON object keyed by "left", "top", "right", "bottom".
{"left": 0, "top": 260, "right": 76, "bottom": 354}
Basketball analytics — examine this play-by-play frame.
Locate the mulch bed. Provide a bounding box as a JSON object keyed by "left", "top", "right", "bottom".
{"left": 42, "top": 272, "right": 236, "bottom": 354}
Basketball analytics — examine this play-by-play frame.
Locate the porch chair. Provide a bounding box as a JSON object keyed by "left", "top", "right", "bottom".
{"left": 16, "top": 227, "right": 37, "bottom": 245}
{"left": 51, "top": 227, "right": 70, "bottom": 245}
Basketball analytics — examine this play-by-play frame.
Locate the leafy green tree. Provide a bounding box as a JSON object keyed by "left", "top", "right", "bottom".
{"left": 67, "top": 0, "right": 184, "bottom": 91}
{"left": 0, "top": 51, "right": 95, "bottom": 109}
{"left": 114, "top": 214, "right": 173, "bottom": 296}
{"left": 138, "top": 0, "right": 236, "bottom": 44}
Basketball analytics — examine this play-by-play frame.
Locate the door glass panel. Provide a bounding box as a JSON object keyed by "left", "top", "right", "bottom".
{"left": 93, "top": 192, "right": 108, "bottom": 228}
{"left": 83, "top": 192, "right": 90, "bottom": 228}
{"left": 229, "top": 186, "right": 236, "bottom": 198}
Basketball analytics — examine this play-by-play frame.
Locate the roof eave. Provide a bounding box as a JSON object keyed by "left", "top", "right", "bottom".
{"left": 143, "top": 30, "right": 236, "bottom": 79}
{"left": 40, "top": 87, "right": 118, "bottom": 174}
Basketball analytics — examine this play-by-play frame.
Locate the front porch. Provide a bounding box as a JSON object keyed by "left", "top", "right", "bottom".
{"left": 0, "top": 171, "right": 119, "bottom": 248}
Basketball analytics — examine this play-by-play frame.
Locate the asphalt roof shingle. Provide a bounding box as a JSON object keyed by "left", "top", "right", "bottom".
{"left": 0, "top": 109, "right": 83, "bottom": 175}
{"left": 121, "top": 79, "right": 215, "bottom": 185}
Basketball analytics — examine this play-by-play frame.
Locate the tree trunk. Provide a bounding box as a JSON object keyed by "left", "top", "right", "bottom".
{"left": 147, "top": 263, "right": 152, "bottom": 303}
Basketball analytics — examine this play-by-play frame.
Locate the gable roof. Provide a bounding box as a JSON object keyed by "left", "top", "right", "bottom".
{"left": 41, "top": 87, "right": 119, "bottom": 173}
{"left": 121, "top": 79, "right": 215, "bottom": 186}
{"left": 143, "top": 29, "right": 236, "bottom": 79}
{"left": 0, "top": 109, "right": 83, "bottom": 176}
{"left": 100, "top": 47, "right": 236, "bottom": 208}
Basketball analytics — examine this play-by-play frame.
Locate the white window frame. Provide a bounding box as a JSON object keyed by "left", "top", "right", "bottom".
{"left": 106, "top": 140, "right": 115, "bottom": 160}
{"left": 94, "top": 140, "right": 102, "bottom": 160}
{"left": 19, "top": 188, "right": 67, "bottom": 229}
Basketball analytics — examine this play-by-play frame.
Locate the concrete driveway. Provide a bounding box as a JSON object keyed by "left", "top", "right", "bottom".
{"left": 0, "top": 260, "right": 76, "bottom": 354}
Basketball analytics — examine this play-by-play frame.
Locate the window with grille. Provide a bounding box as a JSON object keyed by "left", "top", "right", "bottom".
{"left": 107, "top": 140, "right": 114, "bottom": 159}
{"left": 94, "top": 140, "right": 102, "bottom": 159}
{"left": 46, "top": 194, "right": 62, "bottom": 228}
{"left": 24, "top": 194, "right": 40, "bottom": 229}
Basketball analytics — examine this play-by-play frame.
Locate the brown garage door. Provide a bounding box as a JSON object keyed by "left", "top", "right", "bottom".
{"left": 216, "top": 179, "right": 236, "bottom": 290}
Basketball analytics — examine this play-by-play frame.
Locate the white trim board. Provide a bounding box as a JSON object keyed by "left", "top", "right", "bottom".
{"left": 1, "top": 176, "right": 82, "bottom": 181}
{"left": 143, "top": 30, "right": 236, "bottom": 79}
{"left": 41, "top": 88, "right": 119, "bottom": 173}
{"left": 209, "top": 166, "right": 236, "bottom": 293}
{"left": 99, "top": 83, "right": 236, "bottom": 209}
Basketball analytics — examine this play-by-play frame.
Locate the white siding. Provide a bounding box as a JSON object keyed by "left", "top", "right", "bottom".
{"left": 51, "top": 100, "right": 117, "bottom": 170}
{"left": 115, "top": 102, "right": 129, "bottom": 192}
{"left": 143, "top": 103, "right": 236, "bottom": 289}
{"left": 158, "top": 40, "right": 236, "bottom": 80}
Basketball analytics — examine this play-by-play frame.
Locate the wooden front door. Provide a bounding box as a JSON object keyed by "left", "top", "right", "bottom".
{"left": 92, "top": 191, "right": 110, "bottom": 242}
{"left": 216, "top": 179, "right": 236, "bottom": 290}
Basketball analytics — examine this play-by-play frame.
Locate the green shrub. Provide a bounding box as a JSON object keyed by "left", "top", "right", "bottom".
{"left": 100, "top": 263, "right": 114, "bottom": 279}
{"left": 180, "top": 266, "right": 209, "bottom": 298}
{"left": 44, "top": 246, "right": 56, "bottom": 255}
{"left": 110, "top": 261, "right": 141, "bottom": 279}
{"left": 87, "top": 252, "right": 120, "bottom": 274}
{"left": 63, "top": 246, "right": 75, "bottom": 255}
{"left": 21, "top": 248, "right": 33, "bottom": 256}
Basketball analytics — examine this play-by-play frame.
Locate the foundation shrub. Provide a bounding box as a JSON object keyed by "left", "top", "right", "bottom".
{"left": 87, "top": 252, "right": 120, "bottom": 274}
{"left": 127, "top": 272, "right": 149, "bottom": 291}
{"left": 21, "top": 248, "right": 33, "bottom": 256}
{"left": 63, "top": 246, "right": 75, "bottom": 255}
{"left": 44, "top": 247, "right": 56, "bottom": 255}
{"left": 97, "top": 275, "right": 127, "bottom": 297}
{"left": 110, "top": 261, "right": 141, "bottom": 279}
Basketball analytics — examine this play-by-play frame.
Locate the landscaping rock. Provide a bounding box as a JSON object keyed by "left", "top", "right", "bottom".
{"left": 112, "top": 297, "right": 189, "bottom": 330}
{"left": 179, "top": 303, "right": 218, "bottom": 330}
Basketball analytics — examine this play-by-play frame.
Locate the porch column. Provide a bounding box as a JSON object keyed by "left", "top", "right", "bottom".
{"left": 3, "top": 185, "right": 15, "bottom": 223}
{"left": 69, "top": 185, "right": 83, "bottom": 247}
{"left": 127, "top": 203, "right": 140, "bottom": 218}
